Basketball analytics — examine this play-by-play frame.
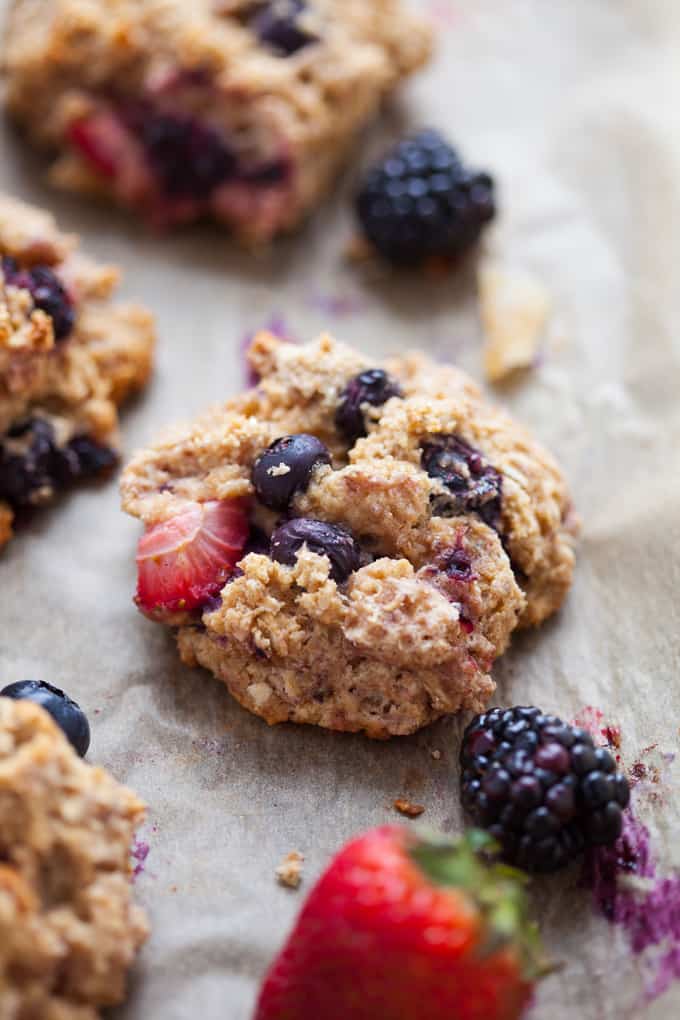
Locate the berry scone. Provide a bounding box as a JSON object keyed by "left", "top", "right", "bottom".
{"left": 2, "top": 1, "right": 432, "bottom": 241}
{"left": 121, "top": 333, "right": 577, "bottom": 738}
{"left": 0, "top": 193, "right": 155, "bottom": 548}
{"left": 0, "top": 697, "right": 149, "bottom": 1019}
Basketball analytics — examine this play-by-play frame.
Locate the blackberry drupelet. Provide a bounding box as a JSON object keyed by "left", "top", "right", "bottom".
{"left": 460, "top": 706, "right": 630, "bottom": 873}
{"left": 356, "top": 129, "right": 495, "bottom": 266}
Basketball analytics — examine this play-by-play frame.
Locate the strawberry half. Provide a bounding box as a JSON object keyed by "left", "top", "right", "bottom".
{"left": 135, "top": 499, "right": 249, "bottom": 615}
{"left": 254, "top": 826, "right": 549, "bottom": 1020}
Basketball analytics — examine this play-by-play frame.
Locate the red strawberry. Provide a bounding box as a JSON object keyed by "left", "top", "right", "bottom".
{"left": 254, "top": 826, "right": 548, "bottom": 1020}
{"left": 135, "top": 499, "right": 249, "bottom": 615}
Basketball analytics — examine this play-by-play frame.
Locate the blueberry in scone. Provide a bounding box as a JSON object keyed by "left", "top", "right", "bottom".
{"left": 0, "top": 697, "right": 148, "bottom": 1018}
{"left": 356, "top": 129, "right": 496, "bottom": 265}
{"left": 0, "top": 679, "right": 90, "bottom": 757}
{"left": 2, "top": 0, "right": 432, "bottom": 242}
{"left": 460, "top": 706, "right": 631, "bottom": 873}
{"left": 121, "top": 332, "right": 577, "bottom": 738}
{"left": 0, "top": 194, "right": 156, "bottom": 549}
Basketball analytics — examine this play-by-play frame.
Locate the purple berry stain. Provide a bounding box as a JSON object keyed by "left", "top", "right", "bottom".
{"left": 131, "top": 837, "right": 150, "bottom": 880}
{"left": 578, "top": 711, "right": 680, "bottom": 1006}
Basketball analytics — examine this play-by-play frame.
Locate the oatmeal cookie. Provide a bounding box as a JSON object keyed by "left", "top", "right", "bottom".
{"left": 121, "top": 332, "right": 576, "bottom": 738}
{"left": 2, "top": 0, "right": 432, "bottom": 241}
{"left": 0, "top": 193, "right": 155, "bottom": 549}
{"left": 0, "top": 697, "right": 149, "bottom": 1019}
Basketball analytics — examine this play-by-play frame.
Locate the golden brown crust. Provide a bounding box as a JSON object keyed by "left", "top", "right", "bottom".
{"left": 0, "top": 698, "right": 149, "bottom": 1018}
{"left": 2, "top": 0, "right": 432, "bottom": 239}
{"left": 122, "top": 333, "right": 576, "bottom": 737}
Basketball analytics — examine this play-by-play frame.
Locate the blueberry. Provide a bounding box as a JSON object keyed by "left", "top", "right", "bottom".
{"left": 422, "top": 434, "right": 502, "bottom": 528}
{"left": 335, "top": 369, "right": 403, "bottom": 442}
{"left": 251, "top": 0, "right": 316, "bottom": 56}
{"left": 1, "top": 680, "right": 90, "bottom": 756}
{"left": 270, "top": 518, "right": 361, "bottom": 582}
{"left": 252, "top": 434, "right": 331, "bottom": 511}
{"left": 0, "top": 420, "right": 118, "bottom": 509}
{"left": 2, "top": 257, "right": 74, "bottom": 341}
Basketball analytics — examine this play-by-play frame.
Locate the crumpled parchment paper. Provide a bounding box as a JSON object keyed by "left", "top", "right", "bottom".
{"left": 1, "top": 2, "right": 679, "bottom": 1017}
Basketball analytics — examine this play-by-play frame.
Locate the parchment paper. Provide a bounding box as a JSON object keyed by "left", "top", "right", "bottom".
{"left": 2, "top": 2, "right": 680, "bottom": 1017}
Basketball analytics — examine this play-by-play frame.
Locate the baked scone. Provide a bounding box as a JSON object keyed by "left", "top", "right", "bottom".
{"left": 2, "top": 0, "right": 432, "bottom": 241}
{"left": 0, "top": 697, "right": 149, "bottom": 1019}
{"left": 0, "top": 193, "right": 155, "bottom": 548}
{"left": 121, "top": 333, "right": 577, "bottom": 738}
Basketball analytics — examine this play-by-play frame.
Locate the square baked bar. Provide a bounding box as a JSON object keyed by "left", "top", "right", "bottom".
{"left": 3, "top": 0, "right": 432, "bottom": 241}
{"left": 0, "top": 193, "right": 155, "bottom": 548}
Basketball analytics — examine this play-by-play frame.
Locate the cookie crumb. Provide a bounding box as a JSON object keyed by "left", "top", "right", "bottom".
{"left": 430, "top": 749, "right": 442, "bottom": 761}
{"left": 276, "top": 851, "right": 304, "bottom": 889}
{"left": 478, "top": 261, "right": 551, "bottom": 383}
{"left": 394, "top": 798, "right": 425, "bottom": 818}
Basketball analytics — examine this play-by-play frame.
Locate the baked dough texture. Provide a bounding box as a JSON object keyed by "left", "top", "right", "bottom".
{"left": 122, "top": 332, "right": 577, "bottom": 738}
{"left": 2, "top": 0, "right": 432, "bottom": 240}
{"left": 0, "top": 697, "right": 149, "bottom": 1020}
{"left": 0, "top": 192, "right": 155, "bottom": 548}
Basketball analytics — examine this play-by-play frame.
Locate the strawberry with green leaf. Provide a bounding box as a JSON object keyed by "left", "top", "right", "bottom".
{"left": 255, "top": 826, "right": 549, "bottom": 1020}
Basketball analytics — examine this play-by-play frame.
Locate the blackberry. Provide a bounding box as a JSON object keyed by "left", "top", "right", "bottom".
{"left": 0, "top": 419, "right": 118, "bottom": 509}
{"left": 421, "top": 434, "right": 502, "bottom": 529}
{"left": 356, "top": 129, "right": 495, "bottom": 266}
{"left": 2, "top": 256, "right": 75, "bottom": 341}
{"left": 252, "top": 434, "right": 331, "bottom": 511}
{"left": 335, "top": 369, "right": 403, "bottom": 442}
{"left": 460, "top": 706, "right": 630, "bottom": 873}
{"left": 123, "top": 108, "right": 235, "bottom": 199}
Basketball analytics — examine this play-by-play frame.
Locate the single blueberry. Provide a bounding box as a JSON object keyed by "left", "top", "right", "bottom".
{"left": 252, "top": 434, "right": 331, "bottom": 511}
{"left": 252, "top": 0, "right": 316, "bottom": 56}
{"left": 1, "top": 680, "right": 90, "bottom": 756}
{"left": 2, "top": 258, "right": 74, "bottom": 341}
{"left": 335, "top": 369, "right": 403, "bottom": 442}
{"left": 270, "top": 518, "right": 361, "bottom": 583}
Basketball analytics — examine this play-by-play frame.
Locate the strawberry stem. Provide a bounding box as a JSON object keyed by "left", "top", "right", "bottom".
{"left": 409, "top": 829, "right": 554, "bottom": 982}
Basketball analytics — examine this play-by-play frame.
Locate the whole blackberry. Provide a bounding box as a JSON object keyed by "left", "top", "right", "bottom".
{"left": 356, "top": 129, "right": 495, "bottom": 266}
{"left": 460, "top": 706, "right": 630, "bottom": 873}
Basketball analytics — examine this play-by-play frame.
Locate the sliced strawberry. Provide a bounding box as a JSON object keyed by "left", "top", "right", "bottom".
{"left": 135, "top": 499, "right": 249, "bottom": 614}
{"left": 68, "top": 113, "right": 125, "bottom": 178}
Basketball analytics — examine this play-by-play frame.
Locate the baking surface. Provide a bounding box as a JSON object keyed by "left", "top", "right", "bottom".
{"left": 1, "top": 2, "right": 680, "bottom": 1018}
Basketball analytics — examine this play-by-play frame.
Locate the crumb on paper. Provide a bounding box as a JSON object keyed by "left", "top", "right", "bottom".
{"left": 430, "top": 749, "right": 442, "bottom": 761}
{"left": 276, "top": 851, "right": 304, "bottom": 889}
{"left": 478, "top": 261, "right": 551, "bottom": 383}
{"left": 394, "top": 798, "right": 425, "bottom": 818}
